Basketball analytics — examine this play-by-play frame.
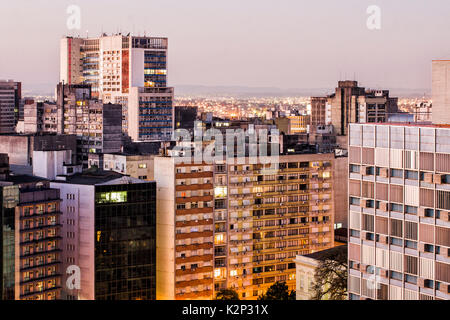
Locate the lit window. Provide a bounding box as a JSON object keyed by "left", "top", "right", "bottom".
{"left": 214, "top": 186, "right": 227, "bottom": 198}
{"left": 214, "top": 234, "right": 224, "bottom": 245}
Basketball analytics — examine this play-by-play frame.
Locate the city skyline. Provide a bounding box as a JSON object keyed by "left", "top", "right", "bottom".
{"left": 2, "top": 0, "right": 450, "bottom": 95}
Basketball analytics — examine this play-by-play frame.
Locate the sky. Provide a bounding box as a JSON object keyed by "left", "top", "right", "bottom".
{"left": 1, "top": 0, "right": 450, "bottom": 95}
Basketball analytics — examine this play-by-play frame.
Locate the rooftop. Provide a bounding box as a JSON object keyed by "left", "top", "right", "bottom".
{"left": 5, "top": 174, "right": 48, "bottom": 185}
{"left": 302, "top": 245, "right": 347, "bottom": 261}
{"left": 52, "top": 169, "right": 152, "bottom": 186}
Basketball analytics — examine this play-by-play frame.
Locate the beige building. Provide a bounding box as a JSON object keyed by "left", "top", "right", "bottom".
{"left": 155, "top": 152, "right": 336, "bottom": 300}
{"left": 294, "top": 245, "right": 347, "bottom": 300}
{"left": 103, "top": 153, "right": 155, "bottom": 180}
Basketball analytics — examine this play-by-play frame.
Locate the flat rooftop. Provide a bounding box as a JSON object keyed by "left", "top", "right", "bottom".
{"left": 303, "top": 245, "right": 347, "bottom": 261}
{"left": 52, "top": 170, "right": 153, "bottom": 186}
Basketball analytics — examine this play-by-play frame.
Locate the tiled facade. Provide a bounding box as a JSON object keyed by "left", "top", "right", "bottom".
{"left": 348, "top": 123, "right": 450, "bottom": 300}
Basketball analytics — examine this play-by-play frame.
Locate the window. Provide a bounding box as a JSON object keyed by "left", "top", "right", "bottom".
{"left": 95, "top": 191, "right": 127, "bottom": 204}
{"left": 405, "top": 240, "right": 417, "bottom": 249}
{"left": 390, "top": 237, "right": 403, "bottom": 246}
{"left": 405, "top": 170, "right": 418, "bottom": 180}
{"left": 350, "top": 230, "right": 360, "bottom": 238}
{"left": 405, "top": 206, "right": 417, "bottom": 214}
{"left": 391, "top": 203, "right": 403, "bottom": 213}
{"left": 138, "top": 163, "right": 147, "bottom": 169}
{"left": 391, "top": 169, "right": 403, "bottom": 178}
{"left": 424, "top": 280, "right": 434, "bottom": 289}
{"left": 405, "top": 274, "right": 417, "bottom": 284}
{"left": 424, "top": 244, "right": 434, "bottom": 253}
{"left": 390, "top": 271, "right": 402, "bottom": 281}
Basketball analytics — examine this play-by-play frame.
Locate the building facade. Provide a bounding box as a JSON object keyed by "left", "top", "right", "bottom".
{"left": 103, "top": 153, "right": 155, "bottom": 180}
{"left": 0, "top": 80, "right": 21, "bottom": 133}
{"left": 56, "top": 83, "right": 123, "bottom": 167}
{"left": 348, "top": 123, "right": 450, "bottom": 300}
{"left": 155, "top": 153, "right": 335, "bottom": 300}
{"left": 50, "top": 172, "right": 156, "bottom": 300}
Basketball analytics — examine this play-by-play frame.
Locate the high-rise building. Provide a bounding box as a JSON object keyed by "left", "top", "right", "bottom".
{"left": 432, "top": 60, "right": 450, "bottom": 125}
{"left": 126, "top": 86, "right": 174, "bottom": 141}
{"left": 50, "top": 171, "right": 156, "bottom": 300}
{"left": 326, "top": 81, "right": 398, "bottom": 137}
{"left": 0, "top": 80, "right": 21, "bottom": 133}
{"left": 0, "top": 170, "right": 63, "bottom": 300}
{"left": 60, "top": 34, "right": 174, "bottom": 140}
{"left": 310, "top": 97, "right": 328, "bottom": 131}
{"left": 347, "top": 123, "right": 450, "bottom": 300}
{"left": 56, "top": 83, "right": 123, "bottom": 167}
{"left": 155, "top": 153, "right": 335, "bottom": 300}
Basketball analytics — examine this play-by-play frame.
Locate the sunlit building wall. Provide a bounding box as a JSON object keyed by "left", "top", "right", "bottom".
{"left": 155, "top": 153, "right": 335, "bottom": 300}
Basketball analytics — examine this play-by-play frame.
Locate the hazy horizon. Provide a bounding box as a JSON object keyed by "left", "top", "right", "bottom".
{"left": 1, "top": 0, "right": 450, "bottom": 95}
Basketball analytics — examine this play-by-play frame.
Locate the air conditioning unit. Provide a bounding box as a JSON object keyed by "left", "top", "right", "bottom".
{"left": 433, "top": 174, "right": 444, "bottom": 185}
{"left": 424, "top": 172, "right": 433, "bottom": 184}
{"left": 379, "top": 168, "right": 389, "bottom": 178}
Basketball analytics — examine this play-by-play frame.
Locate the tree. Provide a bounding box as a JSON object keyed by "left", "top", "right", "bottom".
{"left": 258, "top": 281, "right": 296, "bottom": 300}
{"left": 310, "top": 247, "right": 347, "bottom": 300}
{"left": 214, "top": 288, "right": 239, "bottom": 300}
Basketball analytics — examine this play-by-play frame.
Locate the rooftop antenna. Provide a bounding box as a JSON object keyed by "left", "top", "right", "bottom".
{"left": 86, "top": 30, "right": 88, "bottom": 38}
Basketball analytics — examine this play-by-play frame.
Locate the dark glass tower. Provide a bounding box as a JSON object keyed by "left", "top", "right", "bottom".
{"left": 0, "top": 185, "right": 19, "bottom": 300}
{"left": 94, "top": 181, "right": 156, "bottom": 300}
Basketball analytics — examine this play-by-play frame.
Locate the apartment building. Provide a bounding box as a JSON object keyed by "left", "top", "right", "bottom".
{"left": 103, "top": 153, "right": 156, "bottom": 180}
{"left": 56, "top": 83, "right": 123, "bottom": 167}
{"left": 50, "top": 171, "right": 156, "bottom": 300}
{"left": 310, "top": 97, "right": 328, "bottom": 131}
{"left": 0, "top": 80, "right": 21, "bottom": 133}
{"left": 155, "top": 152, "right": 335, "bottom": 300}
{"left": 0, "top": 172, "right": 63, "bottom": 300}
{"left": 347, "top": 123, "right": 450, "bottom": 300}
{"left": 23, "top": 101, "right": 58, "bottom": 134}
